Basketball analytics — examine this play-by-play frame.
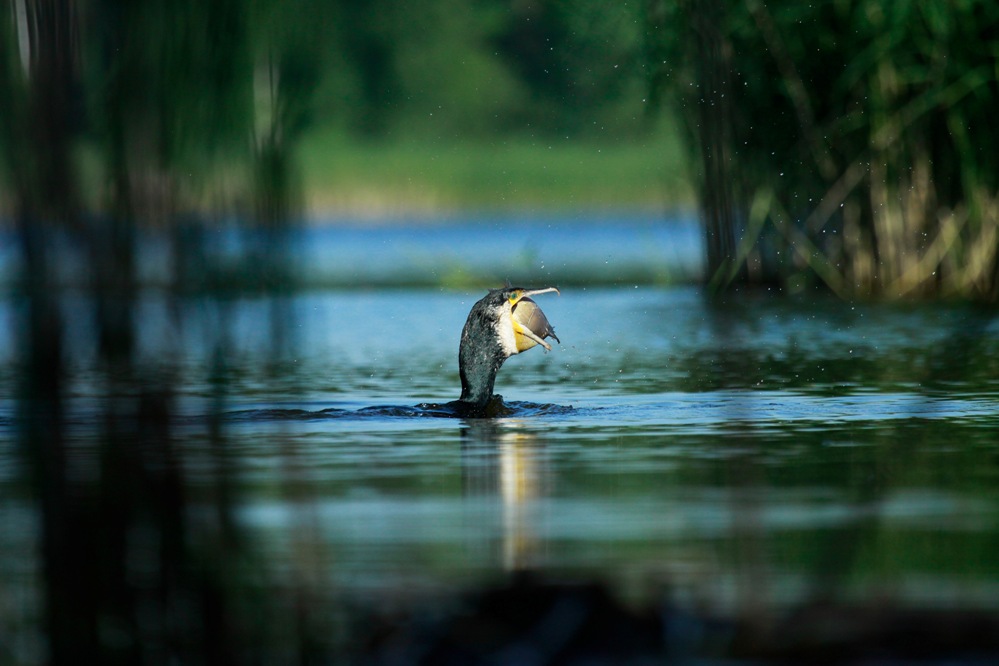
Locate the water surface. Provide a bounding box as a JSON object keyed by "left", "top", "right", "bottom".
{"left": 5, "top": 282, "right": 997, "bottom": 618}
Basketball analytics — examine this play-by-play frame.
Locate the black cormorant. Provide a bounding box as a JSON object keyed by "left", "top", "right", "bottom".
{"left": 456, "top": 286, "right": 560, "bottom": 415}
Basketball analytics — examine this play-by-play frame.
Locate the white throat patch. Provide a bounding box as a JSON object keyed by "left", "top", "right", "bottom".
{"left": 496, "top": 305, "right": 519, "bottom": 357}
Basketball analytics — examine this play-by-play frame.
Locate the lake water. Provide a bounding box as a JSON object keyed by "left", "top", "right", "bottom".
{"left": 203, "top": 286, "right": 999, "bottom": 608}
{"left": 2, "top": 216, "right": 999, "bottom": 658}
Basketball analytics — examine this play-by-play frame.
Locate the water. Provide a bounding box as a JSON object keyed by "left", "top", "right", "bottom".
{"left": 0, "top": 211, "right": 704, "bottom": 289}
{"left": 2, "top": 218, "right": 999, "bottom": 657}
{"left": 224, "top": 287, "right": 999, "bottom": 610}
{"left": 8, "top": 288, "right": 999, "bottom": 595}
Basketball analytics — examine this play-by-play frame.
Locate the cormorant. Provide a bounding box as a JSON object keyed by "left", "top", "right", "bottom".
{"left": 455, "top": 286, "right": 560, "bottom": 416}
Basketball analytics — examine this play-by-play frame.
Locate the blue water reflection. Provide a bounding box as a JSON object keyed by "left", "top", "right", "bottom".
{"left": 0, "top": 212, "right": 702, "bottom": 290}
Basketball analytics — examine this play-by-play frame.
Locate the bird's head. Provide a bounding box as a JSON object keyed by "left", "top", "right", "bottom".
{"left": 458, "top": 286, "right": 560, "bottom": 407}
{"left": 479, "top": 286, "right": 561, "bottom": 357}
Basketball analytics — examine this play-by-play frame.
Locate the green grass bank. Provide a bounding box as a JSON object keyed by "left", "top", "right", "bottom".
{"left": 296, "top": 127, "right": 694, "bottom": 218}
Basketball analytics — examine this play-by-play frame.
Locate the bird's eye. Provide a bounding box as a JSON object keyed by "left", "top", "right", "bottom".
{"left": 508, "top": 290, "right": 521, "bottom": 302}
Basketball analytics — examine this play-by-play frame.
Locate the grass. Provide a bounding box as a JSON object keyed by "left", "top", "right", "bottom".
{"left": 1, "top": 126, "right": 693, "bottom": 223}
{"left": 295, "top": 126, "right": 694, "bottom": 217}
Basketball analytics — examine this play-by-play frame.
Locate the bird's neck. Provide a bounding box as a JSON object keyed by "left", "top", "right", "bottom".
{"left": 459, "top": 349, "right": 504, "bottom": 406}
{"left": 457, "top": 301, "right": 512, "bottom": 408}
{"left": 458, "top": 315, "right": 509, "bottom": 407}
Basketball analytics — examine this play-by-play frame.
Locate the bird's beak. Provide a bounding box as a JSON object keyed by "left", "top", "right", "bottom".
{"left": 511, "top": 287, "right": 560, "bottom": 352}
{"left": 519, "top": 287, "right": 560, "bottom": 300}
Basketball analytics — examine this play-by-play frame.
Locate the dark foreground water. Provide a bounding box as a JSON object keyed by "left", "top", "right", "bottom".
{"left": 2, "top": 219, "right": 999, "bottom": 661}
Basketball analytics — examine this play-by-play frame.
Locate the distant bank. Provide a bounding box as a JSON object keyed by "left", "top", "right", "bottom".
{"left": 296, "top": 128, "right": 694, "bottom": 218}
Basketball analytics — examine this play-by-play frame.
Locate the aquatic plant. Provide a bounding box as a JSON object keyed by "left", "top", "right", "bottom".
{"left": 647, "top": 0, "right": 999, "bottom": 300}
{"left": 1, "top": 1, "right": 320, "bottom": 662}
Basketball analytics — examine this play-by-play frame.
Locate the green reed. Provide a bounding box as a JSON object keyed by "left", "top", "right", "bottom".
{"left": 648, "top": 0, "right": 999, "bottom": 300}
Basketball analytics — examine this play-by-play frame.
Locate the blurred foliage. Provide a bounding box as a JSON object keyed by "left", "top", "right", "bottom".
{"left": 308, "top": 0, "right": 652, "bottom": 138}
{"left": 648, "top": 0, "right": 999, "bottom": 300}
{"left": 2, "top": 1, "right": 322, "bottom": 663}
{"left": 1, "top": 0, "right": 681, "bottom": 215}
{"left": 1, "top": 0, "right": 321, "bottom": 221}
{"left": 7, "top": 1, "right": 997, "bottom": 288}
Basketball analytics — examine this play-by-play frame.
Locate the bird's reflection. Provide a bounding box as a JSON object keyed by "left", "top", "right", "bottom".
{"left": 460, "top": 420, "right": 550, "bottom": 572}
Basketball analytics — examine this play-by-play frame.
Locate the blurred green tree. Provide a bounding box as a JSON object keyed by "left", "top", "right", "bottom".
{"left": 303, "top": 0, "right": 651, "bottom": 139}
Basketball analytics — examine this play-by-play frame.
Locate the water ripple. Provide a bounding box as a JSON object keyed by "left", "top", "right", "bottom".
{"left": 224, "top": 399, "right": 575, "bottom": 422}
